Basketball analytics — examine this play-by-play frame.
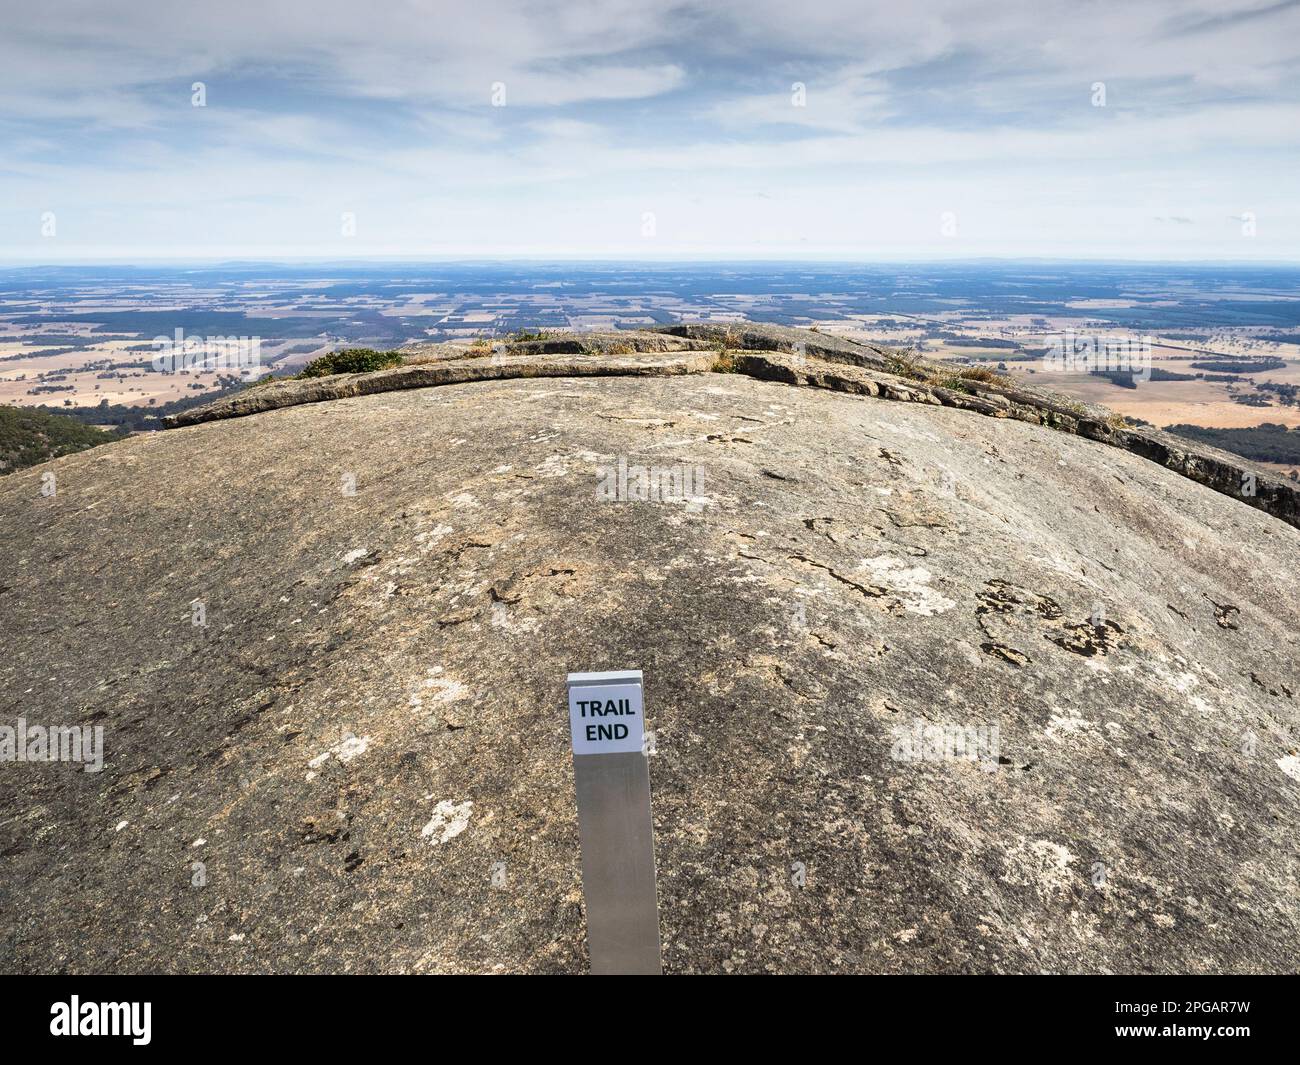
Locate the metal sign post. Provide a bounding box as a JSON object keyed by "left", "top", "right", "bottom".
{"left": 566, "top": 669, "right": 662, "bottom": 975}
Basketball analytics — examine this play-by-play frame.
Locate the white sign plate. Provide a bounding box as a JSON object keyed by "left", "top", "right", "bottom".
{"left": 568, "top": 678, "right": 644, "bottom": 755}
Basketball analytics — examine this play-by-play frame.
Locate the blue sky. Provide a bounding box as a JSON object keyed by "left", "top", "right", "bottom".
{"left": 2, "top": 0, "right": 1299, "bottom": 261}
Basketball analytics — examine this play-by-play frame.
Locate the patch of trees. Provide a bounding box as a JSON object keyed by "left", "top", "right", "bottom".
{"left": 1164, "top": 422, "right": 1300, "bottom": 463}
{"left": 1259, "top": 382, "right": 1299, "bottom": 405}
{"left": 0, "top": 346, "right": 82, "bottom": 362}
{"left": 0, "top": 404, "right": 127, "bottom": 474}
{"left": 35, "top": 382, "right": 244, "bottom": 432}
{"left": 941, "top": 336, "right": 1021, "bottom": 349}
{"left": 1189, "top": 358, "right": 1286, "bottom": 373}
{"left": 1091, "top": 367, "right": 1199, "bottom": 388}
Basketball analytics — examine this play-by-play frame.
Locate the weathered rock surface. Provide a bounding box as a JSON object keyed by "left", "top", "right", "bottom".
{"left": 165, "top": 324, "right": 1300, "bottom": 530}
{"left": 165, "top": 348, "right": 716, "bottom": 428}
{"left": 3, "top": 331, "right": 1300, "bottom": 974}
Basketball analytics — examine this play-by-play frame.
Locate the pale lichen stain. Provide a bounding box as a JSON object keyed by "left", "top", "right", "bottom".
{"left": 422, "top": 799, "right": 473, "bottom": 845}
{"left": 858, "top": 556, "right": 956, "bottom": 616}
{"left": 1001, "top": 838, "right": 1076, "bottom": 896}
{"left": 409, "top": 667, "right": 468, "bottom": 711}
{"left": 1045, "top": 713, "right": 1095, "bottom": 742}
{"left": 305, "top": 733, "right": 371, "bottom": 779}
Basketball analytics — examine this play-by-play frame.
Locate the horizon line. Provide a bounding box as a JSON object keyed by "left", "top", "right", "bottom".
{"left": 4, "top": 256, "right": 1300, "bottom": 270}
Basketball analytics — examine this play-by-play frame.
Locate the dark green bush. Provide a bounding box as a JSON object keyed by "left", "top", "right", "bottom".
{"left": 298, "top": 348, "right": 403, "bottom": 378}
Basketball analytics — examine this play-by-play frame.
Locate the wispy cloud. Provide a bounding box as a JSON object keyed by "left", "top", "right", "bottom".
{"left": 1, "top": 0, "right": 1297, "bottom": 259}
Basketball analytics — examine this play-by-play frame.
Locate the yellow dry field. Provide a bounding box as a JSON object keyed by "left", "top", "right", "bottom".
{"left": 0, "top": 370, "right": 226, "bottom": 409}
{"left": 1013, "top": 369, "right": 1300, "bottom": 429}
{"left": 0, "top": 336, "right": 265, "bottom": 409}
{"left": 1257, "top": 460, "right": 1300, "bottom": 480}
{"left": 815, "top": 318, "right": 1300, "bottom": 432}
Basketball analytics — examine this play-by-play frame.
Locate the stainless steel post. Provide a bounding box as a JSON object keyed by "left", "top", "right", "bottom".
{"left": 566, "top": 670, "right": 662, "bottom": 975}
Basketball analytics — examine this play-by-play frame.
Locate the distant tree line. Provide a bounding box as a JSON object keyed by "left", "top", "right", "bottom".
{"left": 1165, "top": 422, "right": 1300, "bottom": 464}
{"left": 1091, "top": 367, "right": 1201, "bottom": 388}
{"left": 34, "top": 380, "right": 244, "bottom": 432}
{"left": 1189, "top": 358, "right": 1286, "bottom": 373}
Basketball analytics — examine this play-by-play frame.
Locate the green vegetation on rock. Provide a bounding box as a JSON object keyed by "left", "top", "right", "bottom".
{"left": 298, "top": 348, "right": 404, "bottom": 378}
{"left": 247, "top": 348, "right": 406, "bottom": 389}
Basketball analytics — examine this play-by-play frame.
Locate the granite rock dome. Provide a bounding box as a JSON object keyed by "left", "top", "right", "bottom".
{"left": 2, "top": 325, "right": 1298, "bottom": 974}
